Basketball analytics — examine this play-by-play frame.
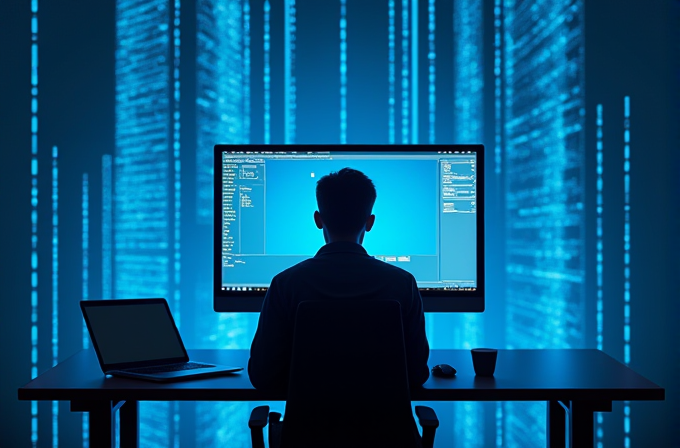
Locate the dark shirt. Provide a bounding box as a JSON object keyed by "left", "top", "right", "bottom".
{"left": 248, "top": 241, "right": 430, "bottom": 391}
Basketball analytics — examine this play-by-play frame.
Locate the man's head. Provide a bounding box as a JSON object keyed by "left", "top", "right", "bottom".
{"left": 314, "top": 168, "right": 377, "bottom": 244}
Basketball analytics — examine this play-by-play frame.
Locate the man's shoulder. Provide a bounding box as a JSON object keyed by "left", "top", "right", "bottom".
{"left": 273, "top": 253, "right": 416, "bottom": 283}
{"left": 366, "top": 257, "right": 417, "bottom": 281}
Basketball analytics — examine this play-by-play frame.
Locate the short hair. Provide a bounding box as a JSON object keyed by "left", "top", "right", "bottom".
{"left": 316, "top": 168, "right": 377, "bottom": 236}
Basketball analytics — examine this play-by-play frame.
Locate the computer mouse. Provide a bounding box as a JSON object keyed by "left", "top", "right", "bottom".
{"left": 432, "top": 364, "right": 457, "bottom": 378}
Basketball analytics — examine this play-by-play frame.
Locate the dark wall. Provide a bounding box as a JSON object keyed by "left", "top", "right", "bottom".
{"left": 585, "top": 0, "right": 680, "bottom": 444}
{"left": 1, "top": 0, "right": 115, "bottom": 445}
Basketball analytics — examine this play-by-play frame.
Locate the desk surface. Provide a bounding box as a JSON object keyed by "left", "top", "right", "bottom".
{"left": 18, "top": 349, "right": 664, "bottom": 403}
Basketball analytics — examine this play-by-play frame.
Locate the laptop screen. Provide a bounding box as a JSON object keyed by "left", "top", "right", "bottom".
{"left": 83, "top": 302, "right": 186, "bottom": 365}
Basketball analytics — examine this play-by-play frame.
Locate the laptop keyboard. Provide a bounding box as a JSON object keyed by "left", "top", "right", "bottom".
{"left": 127, "top": 362, "right": 215, "bottom": 374}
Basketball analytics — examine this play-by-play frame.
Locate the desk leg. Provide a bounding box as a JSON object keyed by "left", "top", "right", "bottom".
{"left": 568, "top": 401, "right": 611, "bottom": 448}
{"left": 120, "top": 400, "right": 139, "bottom": 447}
{"left": 547, "top": 400, "right": 567, "bottom": 448}
{"left": 71, "top": 400, "right": 123, "bottom": 448}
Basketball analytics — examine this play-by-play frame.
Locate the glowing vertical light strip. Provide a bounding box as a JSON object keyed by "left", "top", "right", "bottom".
{"left": 284, "top": 0, "right": 296, "bottom": 144}
{"left": 427, "top": 0, "right": 435, "bottom": 144}
{"left": 502, "top": 0, "right": 585, "bottom": 444}
{"left": 339, "top": 0, "right": 347, "bottom": 144}
{"left": 51, "top": 145, "right": 59, "bottom": 448}
{"left": 172, "top": 0, "right": 181, "bottom": 444}
{"left": 453, "top": 0, "right": 483, "bottom": 144}
{"left": 623, "top": 95, "right": 631, "bottom": 448}
{"left": 494, "top": 0, "right": 502, "bottom": 174}
{"left": 81, "top": 173, "right": 89, "bottom": 448}
{"left": 82, "top": 174, "right": 89, "bottom": 347}
{"left": 401, "top": 0, "right": 409, "bottom": 144}
{"left": 388, "top": 0, "right": 396, "bottom": 144}
{"left": 596, "top": 104, "right": 604, "bottom": 353}
{"left": 411, "top": 0, "right": 418, "bottom": 143}
{"left": 172, "top": 0, "right": 181, "bottom": 328}
{"left": 30, "top": 0, "right": 39, "bottom": 445}
{"left": 264, "top": 0, "right": 271, "bottom": 144}
{"left": 101, "top": 155, "right": 112, "bottom": 299}
{"left": 496, "top": 403, "right": 503, "bottom": 447}
{"left": 244, "top": 0, "right": 251, "bottom": 142}
{"left": 595, "top": 104, "right": 604, "bottom": 448}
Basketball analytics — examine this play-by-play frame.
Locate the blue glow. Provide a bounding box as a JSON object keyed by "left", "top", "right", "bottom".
{"left": 596, "top": 103, "right": 604, "bottom": 445}
{"left": 116, "top": 0, "right": 172, "bottom": 444}
{"left": 173, "top": 0, "right": 181, "bottom": 334}
{"left": 427, "top": 0, "right": 435, "bottom": 144}
{"left": 82, "top": 174, "right": 89, "bottom": 348}
{"left": 196, "top": 0, "right": 246, "bottom": 220}
{"left": 452, "top": 1, "right": 485, "bottom": 444}
{"left": 30, "top": 0, "right": 39, "bottom": 444}
{"left": 496, "top": 403, "right": 504, "bottom": 447}
{"left": 454, "top": 0, "right": 483, "bottom": 144}
{"left": 411, "top": 0, "right": 418, "bottom": 143}
{"left": 51, "top": 146, "right": 59, "bottom": 448}
{"left": 623, "top": 95, "right": 631, "bottom": 446}
{"left": 173, "top": 0, "right": 182, "bottom": 440}
{"left": 494, "top": 0, "right": 502, "bottom": 174}
{"left": 285, "top": 0, "right": 296, "bottom": 143}
{"left": 340, "top": 0, "right": 347, "bottom": 143}
{"left": 101, "top": 155, "right": 112, "bottom": 300}
{"left": 388, "top": 0, "right": 396, "bottom": 144}
{"left": 82, "top": 173, "right": 89, "bottom": 448}
{"left": 503, "top": 0, "right": 585, "bottom": 445}
{"left": 244, "top": 0, "right": 251, "bottom": 141}
{"left": 401, "top": 0, "right": 409, "bottom": 143}
{"left": 264, "top": 0, "right": 271, "bottom": 144}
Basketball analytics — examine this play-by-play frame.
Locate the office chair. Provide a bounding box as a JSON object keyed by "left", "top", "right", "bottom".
{"left": 249, "top": 299, "right": 439, "bottom": 448}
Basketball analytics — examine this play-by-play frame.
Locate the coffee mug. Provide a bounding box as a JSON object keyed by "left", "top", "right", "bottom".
{"left": 471, "top": 348, "right": 498, "bottom": 376}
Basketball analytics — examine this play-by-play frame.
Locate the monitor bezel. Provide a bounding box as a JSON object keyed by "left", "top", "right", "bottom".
{"left": 213, "top": 144, "right": 485, "bottom": 312}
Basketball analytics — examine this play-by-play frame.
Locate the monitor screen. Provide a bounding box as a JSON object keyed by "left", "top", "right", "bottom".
{"left": 213, "top": 144, "right": 484, "bottom": 312}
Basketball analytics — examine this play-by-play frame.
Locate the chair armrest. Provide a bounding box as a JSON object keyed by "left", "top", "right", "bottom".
{"left": 249, "top": 406, "right": 270, "bottom": 448}
{"left": 249, "top": 405, "right": 270, "bottom": 429}
{"left": 415, "top": 406, "right": 439, "bottom": 448}
{"left": 414, "top": 406, "right": 439, "bottom": 428}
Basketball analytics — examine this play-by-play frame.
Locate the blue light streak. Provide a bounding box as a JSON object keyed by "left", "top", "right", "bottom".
{"left": 453, "top": 0, "right": 483, "bottom": 144}
{"left": 452, "top": 1, "right": 485, "bottom": 443}
{"left": 340, "top": 0, "right": 347, "bottom": 144}
{"left": 494, "top": 0, "right": 502, "bottom": 174}
{"left": 30, "top": 0, "right": 39, "bottom": 444}
{"left": 401, "top": 0, "right": 409, "bottom": 143}
{"left": 502, "top": 0, "right": 586, "bottom": 445}
{"left": 82, "top": 173, "right": 89, "bottom": 448}
{"left": 51, "top": 145, "right": 59, "bottom": 448}
{"left": 596, "top": 104, "right": 604, "bottom": 353}
{"left": 264, "top": 0, "right": 271, "bottom": 144}
{"left": 116, "top": 0, "right": 172, "bottom": 444}
{"left": 196, "top": 0, "right": 245, "bottom": 221}
{"left": 82, "top": 173, "right": 89, "bottom": 347}
{"left": 427, "top": 0, "right": 435, "bottom": 144}
{"left": 101, "top": 155, "right": 112, "bottom": 300}
{"left": 388, "top": 0, "right": 396, "bottom": 144}
{"left": 285, "top": 0, "right": 296, "bottom": 144}
{"left": 244, "top": 0, "right": 251, "bottom": 141}
{"left": 496, "top": 403, "right": 503, "bottom": 447}
{"left": 596, "top": 103, "right": 604, "bottom": 448}
{"left": 411, "top": 0, "right": 418, "bottom": 143}
{"left": 173, "top": 0, "right": 181, "bottom": 441}
{"left": 623, "top": 95, "right": 631, "bottom": 448}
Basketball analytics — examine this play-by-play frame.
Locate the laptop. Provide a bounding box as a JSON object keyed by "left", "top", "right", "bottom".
{"left": 80, "top": 298, "right": 243, "bottom": 382}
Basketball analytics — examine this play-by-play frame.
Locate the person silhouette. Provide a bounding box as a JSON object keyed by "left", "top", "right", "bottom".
{"left": 248, "top": 167, "right": 430, "bottom": 391}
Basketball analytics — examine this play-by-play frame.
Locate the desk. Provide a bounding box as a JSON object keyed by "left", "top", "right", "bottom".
{"left": 18, "top": 349, "right": 664, "bottom": 448}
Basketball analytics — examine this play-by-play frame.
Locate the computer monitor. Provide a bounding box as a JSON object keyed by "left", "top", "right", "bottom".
{"left": 213, "top": 144, "right": 484, "bottom": 312}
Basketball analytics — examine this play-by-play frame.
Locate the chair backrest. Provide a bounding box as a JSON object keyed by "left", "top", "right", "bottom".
{"left": 280, "top": 299, "right": 419, "bottom": 448}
